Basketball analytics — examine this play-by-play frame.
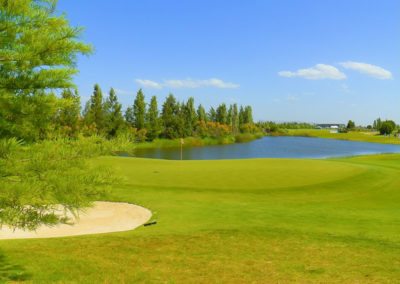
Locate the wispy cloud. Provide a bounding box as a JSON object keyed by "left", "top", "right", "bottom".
{"left": 285, "top": 95, "right": 299, "bottom": 102}
{"left": 340, "top": 61, "right": 392, "bottom": 79}
{"left": 135, "top": 78, "right": 240, "bottom": 89}
{"left": 135, "top": 79, "right": 163, "bottom": 89}
{"left": 278, "top": 64, "right": 346, "bottom": 80}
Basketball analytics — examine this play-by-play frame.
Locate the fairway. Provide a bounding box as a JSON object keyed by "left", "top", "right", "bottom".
{"left": 1, "top": 155, "right": 400, "bottom": 282}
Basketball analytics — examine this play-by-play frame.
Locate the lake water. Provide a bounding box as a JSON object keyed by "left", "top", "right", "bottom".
{"left": 133, "top": 136, "right": 400, "bottom": 160}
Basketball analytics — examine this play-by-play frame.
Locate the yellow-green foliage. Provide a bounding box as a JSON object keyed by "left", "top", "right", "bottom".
{"left": 1, "top": 154, "right": 400, "bottom": 282}
{"left": 0, "top": 137, "right": 135, "bottom": 230}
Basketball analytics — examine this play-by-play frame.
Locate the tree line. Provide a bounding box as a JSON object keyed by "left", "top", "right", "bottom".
{"left": 83, "top": 85, "right": 256, "bottom": 141}
{"left": 1, "top": 84, "right": 257, "bottom": 142}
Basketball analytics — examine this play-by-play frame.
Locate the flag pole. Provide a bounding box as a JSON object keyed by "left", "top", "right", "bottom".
{"left": 180, "top": 138, "right": 184, "bottom": 160}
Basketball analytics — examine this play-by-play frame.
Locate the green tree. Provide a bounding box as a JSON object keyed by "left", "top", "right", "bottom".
{"left": 124, "top": 106, "right": 134, "bottom": 127}
{"left": 208, "top": 107, "right": 217, "bottom": 122}
{"left": 133, "top": 89, "right": 146, "bottom": 130}
{"left": 197, "top": 104, "right": 207, "bottom": 122}
{"left": 231, "top": 104, "right": 239, "bottom": 134}
{"left": 239, "top": 105, "right": 245, "bottom": 125}
{"left": 0, "top": 0, "right": 92, "bottom": 94}
{"left": 177, "top": 102, "right": 186, "bottom": 137}
{"left": 373, "top": 118, "right": 382, "bottom": 130}
{"left": 227, "top": 105, "right": 233, "bottom": 127}
{"left": 184, "top": 97, "right": 197, "bottom": 136}
{"left": 146, "top": 96, "right": 161, "bottom": 140}
{"left": 0, "top": 0, "right": 91, "bottom": 141}
{"left": 243, "top": 106, "right": 253, "bottom": 124}
{"left": 84, "top": 84, "right": 105, "bottom": 133}
{"left": 58, "top": 88, "right": 81, "bottom": 138}
{"left": 346, "top": 120, "right": 356, "bottom": 130}
{"left": 216, "top": 103, "right": 227, "bottom": 124}
{"left": 379, "top": 120, "right": 396, "bottom": 135}
{"left": 0, "top": 90, "right": 59, "bottom": 141}
{"left": 104, "top": 88, "right": 124, "bottom": 137}
{"left": 161, "top": 94, "right": 180, "bottom": 138}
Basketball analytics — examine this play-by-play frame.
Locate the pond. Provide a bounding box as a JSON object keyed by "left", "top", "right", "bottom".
{"left": 133, "top": 136, "right": 400, "bottom": 160}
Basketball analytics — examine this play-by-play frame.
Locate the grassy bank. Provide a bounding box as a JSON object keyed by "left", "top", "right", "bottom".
{"left": 135, "top": 133, "right": 264, "bottom": 150}
{"left": 283, "top": 129, "right": 400, "bottom": 145}
{"left": 1, "top": 154, "right": 400, "bottom": 282}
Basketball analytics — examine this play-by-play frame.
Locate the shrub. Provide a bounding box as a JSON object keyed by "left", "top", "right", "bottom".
{"left": 379, "top": 120, "right": 396, "bottom": 135}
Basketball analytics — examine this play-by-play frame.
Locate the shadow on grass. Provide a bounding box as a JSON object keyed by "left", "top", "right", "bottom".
{"left": 0, "top": 251, "right": 31, "bottom": 282}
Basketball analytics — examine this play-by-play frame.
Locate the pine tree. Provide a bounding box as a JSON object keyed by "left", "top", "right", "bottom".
{"left": 146, "top": 96, "right": 161, "bottom": 140}
{"left": 373, "top": 118, "right": 382, "bottom": 130}
{"left": 184, "top": 97, "right": 197, "bottom": 136}
{"left": 244, "top": 106, "right": 253, "bottom": 124}
{"left": 197, "top": 104, "right": 207, "bottom": 122}
{"left": 208, "top": 107, "right": 217, "bottom": 122}
{"left": 227, "top": 105, "right": 233, "bottom": 127}
{"left": 177, "top": 102, "right": 186, "bottom": 137}
{"left": 0, "top": 0, "right": 92, "bottom": 94}
{"left": 216, "top": 103, "right": 227, "bottom": 124}
{"left": 84, "top": 84, "right": 105, "bottom": 133}
{"left": 133, "top": 89, "right": 146, "bottom": 129}
{"left": 124, "top": 107, "right": 134, "bottom": 127}
{"left": 239, "top": 105, "right": 245, "bottom": 125}
{"left": 104, "top": 88, "right": 124, "bottom": 137}
{"left": 346, "top": 120, "right": 355, "bottom": 130}
{"left": 0, "top": 0, "right": 91, "bottom": 141}
{"left": 232, "top": 104, "right": 239, "bottom": 134}
{"left": 161, "top": 94, "right": 180, "bottom": 138}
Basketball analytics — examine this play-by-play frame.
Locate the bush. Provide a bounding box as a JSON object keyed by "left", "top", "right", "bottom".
{"left": 235, "top": 133, "right": 254, "bottom": 143}
{"left": 379, "top": 120, "right": 396, "bottom": 135}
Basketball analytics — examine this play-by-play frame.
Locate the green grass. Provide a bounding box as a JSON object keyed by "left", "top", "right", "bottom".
{"left": 1, "top": 154, "right": 400, "bottom": 282}
{"left": 286, "top": 129, "right": 400, "bottom": 144}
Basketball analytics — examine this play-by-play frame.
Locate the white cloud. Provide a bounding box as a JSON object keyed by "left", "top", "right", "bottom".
{"left": 278, "top": 64, "right": 346, "bottom": 80}
{"left": 135, "top": 79, "right": 163, "bottom": 89}
{"left": 164, "top": 78, "right": 239, "bottom": 89}
{"left": 135, "top": 78, "right": 239, "bottom": 89}
{"left": 340, "top": 61, "right": 392, "bottom": 79}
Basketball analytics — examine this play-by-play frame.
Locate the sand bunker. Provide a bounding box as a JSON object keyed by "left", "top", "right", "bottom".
{"left": 0, "top": 201, "right": 152, "bottom": 240}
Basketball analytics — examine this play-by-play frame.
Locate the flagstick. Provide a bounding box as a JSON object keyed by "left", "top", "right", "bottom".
{"left": 180, "top": 138, "right": 183, "bottom": 160}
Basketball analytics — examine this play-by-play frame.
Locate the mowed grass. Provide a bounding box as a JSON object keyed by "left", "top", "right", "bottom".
{"left": 287, "top": 129, "right": 400, "bottom": 144}
{"left": 1, "top": 155, "right": 400, "bottom": 283}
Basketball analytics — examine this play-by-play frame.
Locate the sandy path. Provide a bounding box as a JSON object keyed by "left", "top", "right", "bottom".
{"left": 0, "top": 201, "right": 152, "bottom": 240}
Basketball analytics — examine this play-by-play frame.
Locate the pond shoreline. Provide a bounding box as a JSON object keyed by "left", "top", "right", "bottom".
{"left": 133, "top": 133, "right": 265, "bottom": 150}
{"left": 132, "top": 136, "right": 400, "bottom": 160}
{"left": 277, "top": 129, "right": 400, "bottom": 145}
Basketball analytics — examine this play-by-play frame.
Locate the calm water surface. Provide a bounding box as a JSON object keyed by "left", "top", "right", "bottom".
{"left": 133, "top": 136, "right": 400, "bottom": 160}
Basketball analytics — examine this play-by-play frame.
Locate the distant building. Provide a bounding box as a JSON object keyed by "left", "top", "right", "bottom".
{"left": 316, "top": 124, "right": 345, "bottom": 129}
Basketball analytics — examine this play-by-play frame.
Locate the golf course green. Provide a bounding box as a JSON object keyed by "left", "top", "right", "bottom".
{"left": 1, "top": 154, "right": 400, "bottom": 282}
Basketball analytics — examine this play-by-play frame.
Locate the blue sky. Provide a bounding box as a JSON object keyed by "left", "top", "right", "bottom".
{"left": 57, "top": 0, "right": 399, "bottom": 125}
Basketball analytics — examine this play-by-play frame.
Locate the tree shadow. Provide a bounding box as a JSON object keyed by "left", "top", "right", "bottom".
{"left": 0, "top": 251, "right": 31, "bottom": 282}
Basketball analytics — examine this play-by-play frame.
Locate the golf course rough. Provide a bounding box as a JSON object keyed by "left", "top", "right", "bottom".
{"left": 1, "top": 154, "right": 399, "bottom": 283}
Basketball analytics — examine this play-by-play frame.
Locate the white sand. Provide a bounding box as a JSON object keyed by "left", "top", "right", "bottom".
{"left": 0, "top": 201, "right": 152, "bottom": 240}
